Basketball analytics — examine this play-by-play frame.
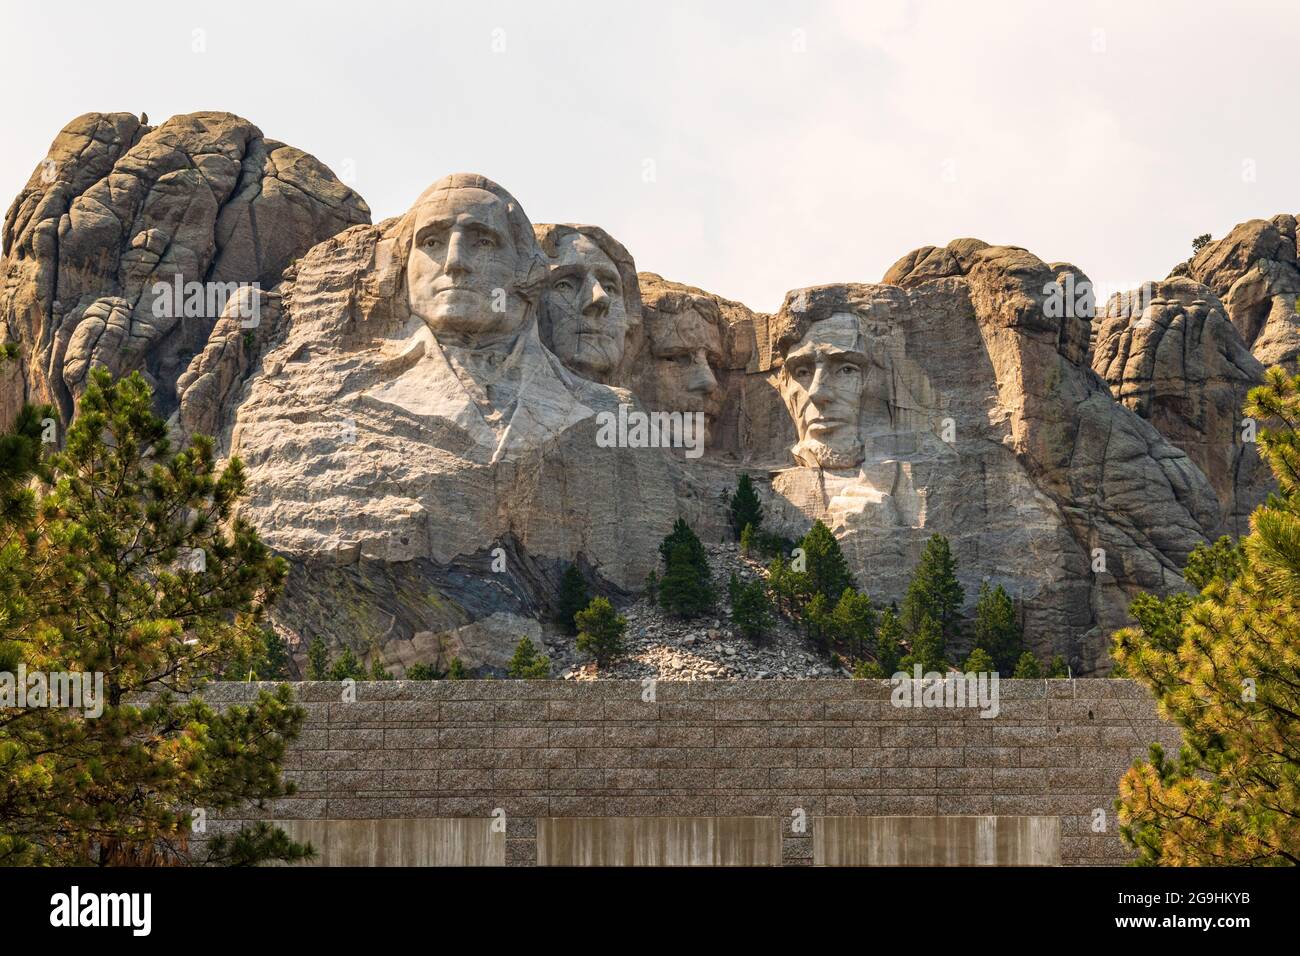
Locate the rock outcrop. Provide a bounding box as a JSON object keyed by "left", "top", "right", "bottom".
{"left": 1174, "top": 215, "right": 1300, "bottom": 368}
{"left": 0, "top": 111, "right": 369, "bottom": 423}
{"left": 2, "top": 118, "right": 1281, "bottom": 676}
{"left": 1092, "top": 278, "right": 1269, "bottom": 538}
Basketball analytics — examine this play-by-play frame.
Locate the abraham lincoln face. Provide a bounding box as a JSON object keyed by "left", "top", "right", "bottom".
{"left": 779, "top": 312, "right": 869, "bottom": 468}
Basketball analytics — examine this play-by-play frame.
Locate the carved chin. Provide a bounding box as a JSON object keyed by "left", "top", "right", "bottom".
{"left": 792, "top": 437, "right": 863, "bottom": 470}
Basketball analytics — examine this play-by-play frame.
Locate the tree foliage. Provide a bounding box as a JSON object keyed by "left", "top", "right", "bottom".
{"left": 1112, "top": 366, "right": 1300, "bottom": 866}
{"left": 729, "top": 473, "right": 763, "bottom": 538}
{"left": 575, "top": 597, "right": 627, "bottom": 667}
{"left": 0, "top": 369, "right": 308, "bottom": 866}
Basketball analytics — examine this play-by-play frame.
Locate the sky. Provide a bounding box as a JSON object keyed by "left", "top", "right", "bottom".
{"left": 3, "top": 0, "right": 1298, "bottom": 312}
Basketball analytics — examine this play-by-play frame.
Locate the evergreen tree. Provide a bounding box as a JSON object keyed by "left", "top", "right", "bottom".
{"left": 803, "top": 592, "right": 832, "bottom": 649}
{"left": 404, "top": 662, "right": 443, "bottom": 680}
{"left": 645, "top": 570, "right": 658, "bottom": 604}
{"left": 307, "top": 635, "right": 330, "bottom": 680}
{"left": 853, "top": 659, "right": 885, "bottom": 679}
{"left": 765, "top": 556, "right": 794, "bottom": 615}
{"left": 658, "top": 521, "right": 713, "bottom": 618}
{"left": 902, "top": 534, "right": 964, "bottom": 643}
{"left": 739, "top": 522, "right": 755, "bottom": 557}
{"left": 729, "top": 473, "right": 763, "bottom": 538}
{"left": 1111, "top": 366, "right": 1300, "bottom": 865}
{"left": 369, "top": 653, "right": 394, "bottom": 680}
{"left": 1047, "top": 654, "right": 1069, "bottom": 678}
{"left": 329, "top": 645, "right": 365, "bottom": 681}
{"left": 507, "top": 636, "right": 550, "bottom": 678}
{"left": 874, "top": 607, "right": 904, "bottom": 675}
{"left": 899, "top": 614, "right": 947, "bottom": 673}
{"left": 259, "top": 628, "right": 291, "bottom": 680}
{"left": 798, "top": 520, "right": 855, "bottom": 605}
{"left": 963, "top": 646, "right": 995, "bottom": 672}
{"left": 555, "top": 564, "right": 591, "bottom": 635}
{"left": 0, "top": 369, "right": 308, "bottom": 866}
{"left": 728, "top": 573, "right": 772, "bottom": 642}
{"left": 830, "top": 588, "right": 877, "bottom": 661}
{"left": 575, "top": 597, "right": 627, "bottom": 667}
{"left": 447, "top": 657, "right": 468, "bottom": 679}
{"left": 972, "top": 581, "right": 1022, "bottom": 673}
{"left": 1012, "top": 650, "right": 1042, "bottom": 678}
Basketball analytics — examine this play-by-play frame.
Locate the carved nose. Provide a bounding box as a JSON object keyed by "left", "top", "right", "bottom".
{"left": 444, "top": 231, "right": 471, "bottom": 276}
{"left": 806, "top": 366, "right": 832, "bottom": 400}
{"left": 584, "top": 280, "right": 610, "bottom": 318}
{"left": 687, "top": 353, "right": 717, "bottom": 393}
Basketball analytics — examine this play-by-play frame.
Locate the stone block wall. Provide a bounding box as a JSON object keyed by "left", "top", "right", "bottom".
{"left": 199, "top": 679, "right": 1181, "bottom": 866}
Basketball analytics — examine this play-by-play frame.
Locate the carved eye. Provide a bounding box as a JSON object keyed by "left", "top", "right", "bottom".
{"left": 837, "top": 364, "right": 859, "bottom": 378}
{"left": 474, "top": 235, "right": 497, "bottom": 249}
{"left": 554, "top": 278, "right": 577, "bottom": 294}
{"left": 422, "top": 233, "right": 444, "bottom": 249}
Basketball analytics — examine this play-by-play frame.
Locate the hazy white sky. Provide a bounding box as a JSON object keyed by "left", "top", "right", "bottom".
{"left": 3, "top": 0, "right": 1298, "bottom": 311}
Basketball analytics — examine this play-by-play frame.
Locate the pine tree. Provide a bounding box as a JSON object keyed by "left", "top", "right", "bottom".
{"left": 329, "top": 644, "right": 365, "bottom": 681}
{"left": 1012, "top": 650, "right": 1042, "bottom": 678}
{"left": 874, "top": 607, "right": 904, "bottom": 674}
{"left": 830, "top": 588, "right": 877, "bottom": 662}
{"left": 0, "top": 368, "right": 308, "bottom": 866}
{"left": 1047, "top": 654, "right": 1069, "bottom": 678}
{"left": 739, "top": 522, "right": 755, "bottom": 557}
{"left": 729, "top": 473, "right": 763, "bottom": 538}
{"left": 645, "top": 570, "right": 658, "bottom": 604}
{"left": 803, "top": 592, "right": 831, "bottom": 648}
{"left": 964, "top": 646, "right": 995, "bottom": 672}
{"left": 902, "top": 534, "right": 964, "bottom": 644}
{"left": 369, "top": 653, "right": 393, "bottom": 680}
{"left": 555, "top": 564, "right": 590, "bottom": 635}
{"left": 259, "top": 628, "right": 291, "bottom": 680}
{"left": 307, "top": 635, "right": 330, "bottom": 680}
{"left": 507, "top": 636, "right": 550, "bottom": 678}
{"left": 899, "top": 614, "right": 947, "bottom": 673}
{"left": 658, "top": 520, "right": 713, "bottom": 618}
{"left": 729, "top": 573, "right": 772, "bottom": 642}
{"left": 973, "top": 581, "right": 1022, "bottom": 674}
{"left": 1111, "top": 366, "right": 1300, "bottom": 866}
{"left": 798, "top": 520, "right": 855, "bottom": 605}
{"left": 853, "top": 659, "right": 885, "bottom": 678}
{"left": 575, "top": 597, "right": 627, "bottom": 667}
{"left": 447, "top": 657, "right": 468, "bottom": 680}
{"left": 405, "top": 662, "right": 443, "bottom": 680}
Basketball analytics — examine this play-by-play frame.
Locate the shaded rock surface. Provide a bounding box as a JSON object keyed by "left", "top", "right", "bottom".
{"left": 1174, "top": 215, "right": 1300, "bottom": 368}
{"left": 0, "top": 111, "right": 369, "bottom": 422}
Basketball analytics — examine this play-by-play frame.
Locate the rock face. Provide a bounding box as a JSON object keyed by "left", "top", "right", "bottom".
{"left": 2, "top": 121, "right": 1277, "bottom": 676}
{"left": 1175, "top": 216, "right": 1300, "bottom": 368}
{"left": 726, "top": 243, "right": 1220, "bottom": 673}
{"left": 1092, "top": 278, "right": 1269, "bottom": 538}
{"left": 0, "top": 112, "right": 369, "bottom": 423}
{"left": 226, "top": 175, "right": 682, "bottom": 671}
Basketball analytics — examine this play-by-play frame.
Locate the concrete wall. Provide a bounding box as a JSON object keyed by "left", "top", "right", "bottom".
{"left": 199, "top": 679, "right": 1181, "bottom": 866}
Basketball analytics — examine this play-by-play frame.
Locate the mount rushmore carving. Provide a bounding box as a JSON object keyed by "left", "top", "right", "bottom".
{"left": 2, "top": 112, "right": 1291, "bottom": 674}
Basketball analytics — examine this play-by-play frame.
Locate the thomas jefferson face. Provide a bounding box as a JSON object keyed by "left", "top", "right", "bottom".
{"left": 647, "top": 306, "right": 725, "bottom": 422}
{"left": 547, "top": 233, "right": 630, "bottom": 380}
{"left": 780, "top": 312, "right": 869, "bottom": 468}
{"left": 406, "top": 186, "right": 527, "bottom": 343}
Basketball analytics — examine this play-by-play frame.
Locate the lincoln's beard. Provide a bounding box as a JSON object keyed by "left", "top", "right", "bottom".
{"left": 791, "top": 435, "right": 863, "bottom": 470}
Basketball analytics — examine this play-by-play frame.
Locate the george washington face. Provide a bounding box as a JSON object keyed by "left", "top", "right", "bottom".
{"left": 406, "top": 185, "right": 529, "bottom": 344}
{"left": 779, "top": 311, "right": 869, "bottom": 468}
